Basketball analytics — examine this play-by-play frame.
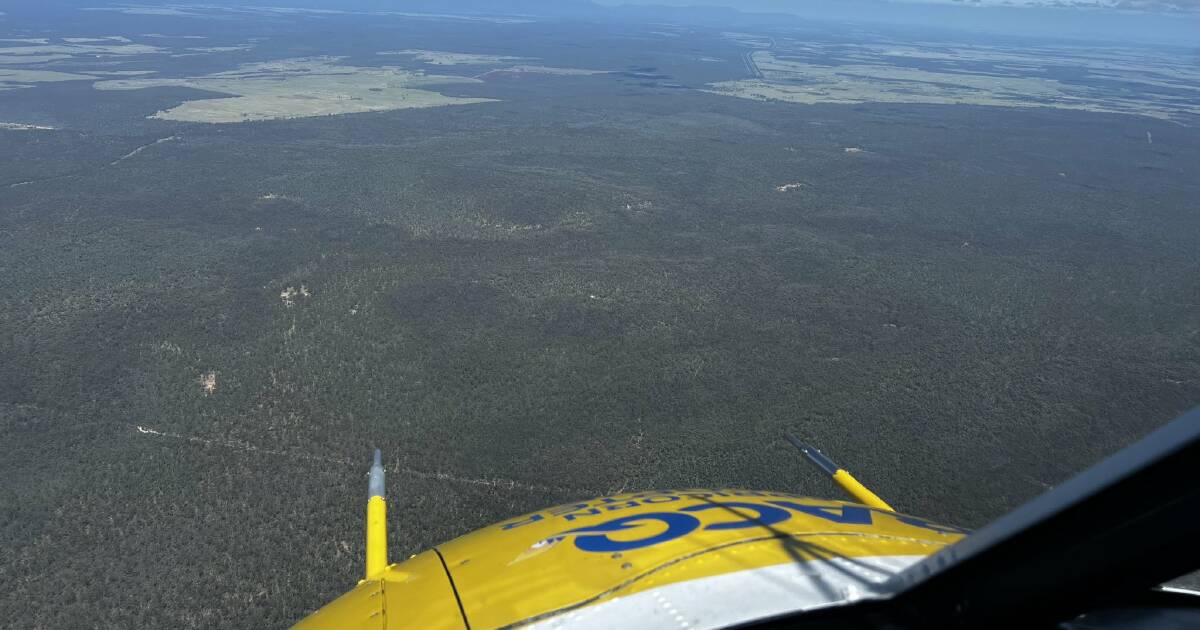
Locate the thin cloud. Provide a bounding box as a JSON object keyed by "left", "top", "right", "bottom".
{"left": 901, "top": 0, "right": 1200, "bottom": 11}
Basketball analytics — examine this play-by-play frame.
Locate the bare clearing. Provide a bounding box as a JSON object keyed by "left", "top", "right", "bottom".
{"left": 0, "top": 37, "right": 166, "bottom": 73}
{"left": 63, "top": 36, "right": 132, "bottom": 43}
{"left": 0, "top": 122, "right": 56, "bottom": 130}
{"left": 0, "top": 68, "right": 98, "bottom": 91}
{"left": 379, "top": 49, "right": 532, "bottom": 65}
{"left": 83, "top": 6, "right": 209, "bottom": 17}
{"left": 199, "top": 371, "right": 217, "bottom": 395}
{"left": 478, "top": 65, "right": 611, "bottom": 80}
{"left": 0, "top": 55, "right": 73, "bottom": 64}
{"left": 89, "top": 70, "right": 158, "bottom": 76}
{"left": 503, "top": 65, "right": 607, "bottom": 76}
{"left": 93, "top": 56, "right": 497, "bottom": 123}
{"left": 0, "top": 41, "right": 164, "bottom": 59}
{"left": 182, "top": 45, "right": 254, "bottom": 53}
{"left": 706, "top": 46, "right": 1200, "bottom": 122}
{"left": 279, "top": 285, "right": 312, "bottom": 308}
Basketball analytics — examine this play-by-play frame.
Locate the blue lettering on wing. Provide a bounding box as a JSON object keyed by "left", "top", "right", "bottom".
{"left": 500, "top": 513, "right": 545, "bottom": 530}
{"left": 562, "top": 508, "right": 604, "bottom": 521}
{"left": 680, "top": 501, "right": 792, "bottom": 530}
{"left": 768, "top": 501, "right": 874, "bottom": 525}
{"left": 564, "top": 513, "right": 702, "bottom": 552}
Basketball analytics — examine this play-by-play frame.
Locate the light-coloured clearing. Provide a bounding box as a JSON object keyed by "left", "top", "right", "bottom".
{"left": 64, "top": 36, "right": 132, "bottom": 43}
{"left": 0, "top": 68, "right": 98, "bottom": 91}
{"left": 379, "top": 49, "right": 532, "bottom": 65}
{"left": 721, "top": 32, "right": 772, "bottom": 48}
{"left": 89, "top": 70, "right": 158, "bottom": 76}
{"left": 705, "top": 50, "right": 1200, "bottom": 122}
{"left": 0, "top": 122, "right": 56, "bottom": 130}
{"left": 184, "top": 44, "right": 253, "bottom": 53}
{"left": 0, "top": 42, "right": 163, "bottom": 57}
{"left": 279, "top": 285, "right": 312, "bottom": 307}
{"left": 0, "top": 55, "right": 73, "bottom": 64}
{"left": 199, "top": 371, "right": 217, "bottom": 394}
{"left": 258, "top": 192, "right": 300, "bottom": 202}
{"left": 82, "top": 6, "right": 208, "bottom": 17}
{"left": 506, "top": 65, "right": 607, "bottom": 76}
{"left": 479, "top": 65, "right": 610, "bottom": 79}
{"left": 94, "top": 56, "right": 498, "bottom": 123}
{"left": 0, "top": 38, "right": 166, "bottom": 76}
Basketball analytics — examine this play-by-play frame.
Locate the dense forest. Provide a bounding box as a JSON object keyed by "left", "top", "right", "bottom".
{"left": 2, "top": 4, "right": 1199, "bottom": 628}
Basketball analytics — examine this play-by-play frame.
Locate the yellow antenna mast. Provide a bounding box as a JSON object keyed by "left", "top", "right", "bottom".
{"left": 784, "top": 434, "right": 894, "bottom": 512}
{"left": 365, "top": 449, "right": 388, "bottom": 580}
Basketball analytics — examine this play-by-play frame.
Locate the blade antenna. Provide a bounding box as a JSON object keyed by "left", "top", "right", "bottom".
{"left": 784, "top": 434, "right": 894, "bottom": 511}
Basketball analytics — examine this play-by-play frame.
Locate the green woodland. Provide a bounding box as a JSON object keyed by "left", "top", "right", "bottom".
{"left": 2, "top": 6, "right": 1199, "bottom": 628}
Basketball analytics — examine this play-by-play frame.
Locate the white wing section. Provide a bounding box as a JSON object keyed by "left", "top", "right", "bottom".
{"left": 526, "top": 554, "right": 926, "bottom": 629}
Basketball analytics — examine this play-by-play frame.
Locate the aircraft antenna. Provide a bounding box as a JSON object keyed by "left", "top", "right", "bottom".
{"left": 365, "top": 448, "right": 388, "bottom": 580}
{"left": 784, "top": 434, "right": 895, "bottom": 511}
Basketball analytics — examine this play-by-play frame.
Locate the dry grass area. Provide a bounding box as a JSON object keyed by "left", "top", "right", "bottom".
{"left": 279, "top": 285, "right": 312, "bottom": 308}
{"left": 81, "top": 6, "right": 206, "bottom": 17}
{"left": 0, "top": 68, "right": 98, "bottom": 91}
{"left": 93, "top": 57, "right": 498, "bottom": 123}
{"left": 88, "top": 70, "right": 158, "bottom": 76}
{"left": 379, "top": 49, "right": 532, "bottom": 65}
{"left": 377, "top": 50, "right": 610, "bottom": 79}
{"left": 0, "top": 36, "right": 166, "bottom": 84}
{"left": 0, "top": 122, "right": 56, "bottom": 130}
{"left": 707, "top": 47, "right": 1200, "bottom": 122}
{"left": 503, "top": 65, "right": 607, "bottom": 76}
{"left": 0, "top": 40, "right": 164, "bottom": 59}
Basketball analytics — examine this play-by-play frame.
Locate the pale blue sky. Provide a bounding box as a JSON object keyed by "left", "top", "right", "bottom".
{"left": 593, "top": 0, "right": 1200, "bottom": 44}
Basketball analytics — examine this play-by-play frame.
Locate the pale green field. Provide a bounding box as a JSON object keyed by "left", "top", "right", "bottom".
{"left": 706, "top": 44, "right": 1200, "bottom": 122}
{"left": 378, "top": 49, "right": 532, "bottom": 65}
{"left": 0, "top": 37, "right": 166, "bottom": 81}
{"left": 0, "top": 68, "right": 98, "bottom": 91}
{"left": 94, "top": 57, "right": 498, "bottom": 123}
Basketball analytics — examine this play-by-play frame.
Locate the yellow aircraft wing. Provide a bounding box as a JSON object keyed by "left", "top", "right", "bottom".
{"left": 295, "top": 409, "right": 1200, "bottom": 628}
{"left": 294, "top": 449, "right": 966, "bottom": 629}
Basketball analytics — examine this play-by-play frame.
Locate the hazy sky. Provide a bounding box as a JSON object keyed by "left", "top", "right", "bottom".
{"left": 896, "top": 0, "right": 1197, "bottom": 10}
{"left": 598, "top": 0, "right": 1199, "bottom": 12}
{"left": 8, "top": 0, "right": 1196, "bottom": 44}
{"left": 594, "top": 0, "right": 1200, "bottom": 44}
